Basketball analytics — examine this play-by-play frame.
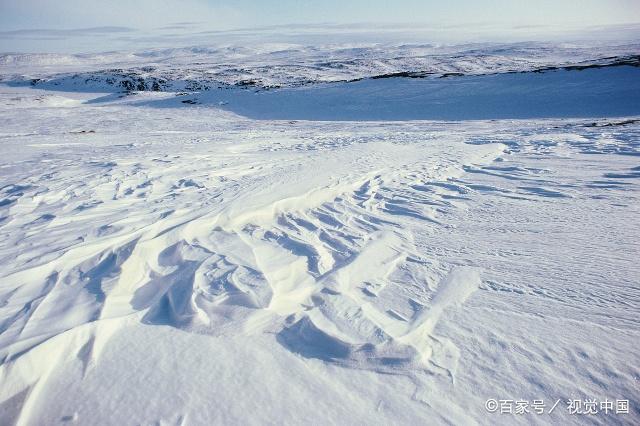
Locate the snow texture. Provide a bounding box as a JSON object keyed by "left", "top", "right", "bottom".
{"left": 0, "top": 41, "right": 639, "bottom": 425}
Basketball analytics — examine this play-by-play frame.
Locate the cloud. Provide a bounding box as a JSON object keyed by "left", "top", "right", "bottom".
{"left": 156, "top": 22, "right": 205, "bottom": 31}
{"left": 0, "top": 27, "right": 135, "bottom": 40}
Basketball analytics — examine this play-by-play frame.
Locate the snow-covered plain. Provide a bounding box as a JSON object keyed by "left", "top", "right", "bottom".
{"left": 0, "top": 41, "right": 639, "bottom": 425}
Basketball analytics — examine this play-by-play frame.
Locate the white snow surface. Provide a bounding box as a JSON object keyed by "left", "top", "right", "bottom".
{"left": 2, "top": 41, "right": 639, "bottom": 89}
{"left": 0, "top": 42, "right": 639, "bottom": 425}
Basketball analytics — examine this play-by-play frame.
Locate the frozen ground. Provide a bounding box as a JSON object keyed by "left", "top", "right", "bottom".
{"left": 0, "top": 41, "right": 639, "bottom": 425}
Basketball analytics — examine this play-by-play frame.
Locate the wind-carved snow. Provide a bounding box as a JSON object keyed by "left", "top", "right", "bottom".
{"left": 0, "top": 43, "right": 639, "bottom": 424}
{"left": 0, "top": 101, "right": 499, "bottom": 377}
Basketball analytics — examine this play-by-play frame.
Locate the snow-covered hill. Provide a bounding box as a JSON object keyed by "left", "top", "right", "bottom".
{"left": 2, "top": 42, "right": 639, "bottom": 90}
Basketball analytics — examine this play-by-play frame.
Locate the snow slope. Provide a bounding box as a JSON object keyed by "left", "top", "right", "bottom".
{"left": 0, "top": 41, "right": 639, "bottom": 425}
{"left": 206, "top": 66, "right": 640, "bottom": 120}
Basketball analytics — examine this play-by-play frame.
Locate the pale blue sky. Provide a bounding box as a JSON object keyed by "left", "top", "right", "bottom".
{"left": 1, "top": 0, "right": 639, "bottom": 30}
{"left": 1, "top": 0, "right": 639, "bottom": 52}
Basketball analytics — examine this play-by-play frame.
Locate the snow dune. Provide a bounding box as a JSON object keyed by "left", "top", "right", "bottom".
{"left": 0, "top": 42, "right": 639, "bottom": 424}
